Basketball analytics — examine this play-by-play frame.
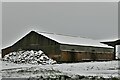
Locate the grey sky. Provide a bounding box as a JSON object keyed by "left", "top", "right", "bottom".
{"left": 0, "top": 2, "right": 1, "bottom": 50}
{"left": 118, "top": 2, "right": 120, "bottom": 38}
{"left": 2, "top": 2, "right": 118, "bottom": 48}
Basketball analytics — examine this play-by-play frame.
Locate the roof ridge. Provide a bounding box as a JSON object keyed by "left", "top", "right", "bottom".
{"left": 39, "top": 31, "right": 55, "bottom": 35}
{"left": 38, "top": 31, "right": 96, "bottom": 40}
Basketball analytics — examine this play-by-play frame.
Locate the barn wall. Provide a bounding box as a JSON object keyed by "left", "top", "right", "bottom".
{"left": 59, "top": 44, "right": 114, "bottom": 62}
{"left": 2, "top": 47, "right": 12, "bottom": 58}
{"left": 60, "top": 44, "right": 114, "bottom": 53}
{"left": 60, "top": 51, "right": 71, "bottom": 62}
{"left": 95, "top": 52, "right": 113, "bottom": 60}
{"left": 76, "top": 52, "right": 91, "bottom": 61}
{"left": 60, "top": 51, "right": 114, "bottom": 62}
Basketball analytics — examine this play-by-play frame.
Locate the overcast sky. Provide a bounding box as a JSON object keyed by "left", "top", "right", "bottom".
{"left": 2, "top": 2, "right": 118, "bottom": 48}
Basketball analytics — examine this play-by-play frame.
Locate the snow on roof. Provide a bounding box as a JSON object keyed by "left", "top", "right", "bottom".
{"left": 100, "top": 38, "right": 119, "bottom": 42}
{"left": 36, "top": 31, "right": 113, "bottom": 48}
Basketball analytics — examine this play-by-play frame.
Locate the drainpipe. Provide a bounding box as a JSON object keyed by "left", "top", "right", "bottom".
{"left": 114, "top": 45, "right": 116, "bottom": 60}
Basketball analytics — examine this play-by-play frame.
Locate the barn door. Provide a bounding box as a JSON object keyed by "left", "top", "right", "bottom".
{"left": 70, "top": 52, "right": 76, "bottom": 62}
{"left": 91, "top": 50, "right": 96, "bottom": 61}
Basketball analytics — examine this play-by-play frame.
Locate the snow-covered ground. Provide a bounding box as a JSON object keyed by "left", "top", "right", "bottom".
{"left": 1, "top": 60, "right": 120, "bottom": 79}
{"left": 53, "top": 61, "right": 119, "bottom": 78}
{"left": 1, "top": 50, "right": 120, "bottom": 79}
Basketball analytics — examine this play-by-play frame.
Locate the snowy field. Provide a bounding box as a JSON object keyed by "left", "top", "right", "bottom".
{"left": 1, "top": 60, "right": 120, "bottom": 79}
{"left": 1, "top": 50, "right": 120, "bottom": 79}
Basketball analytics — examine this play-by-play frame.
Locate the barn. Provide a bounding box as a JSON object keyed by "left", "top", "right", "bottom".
{"left": 101, "top": 39, "right": 120, "bottom": 59}
{"left": 2, "top": 31, "right": 114, "bottom": 62}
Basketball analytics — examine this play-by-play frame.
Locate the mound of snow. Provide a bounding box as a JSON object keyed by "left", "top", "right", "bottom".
{"left": 3, "top": 50, "right": 56, "bottom": 65}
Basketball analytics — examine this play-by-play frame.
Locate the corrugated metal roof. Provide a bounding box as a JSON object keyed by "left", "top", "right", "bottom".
{"left": 36, "top": 31, "right": 113, "bottom": 48}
